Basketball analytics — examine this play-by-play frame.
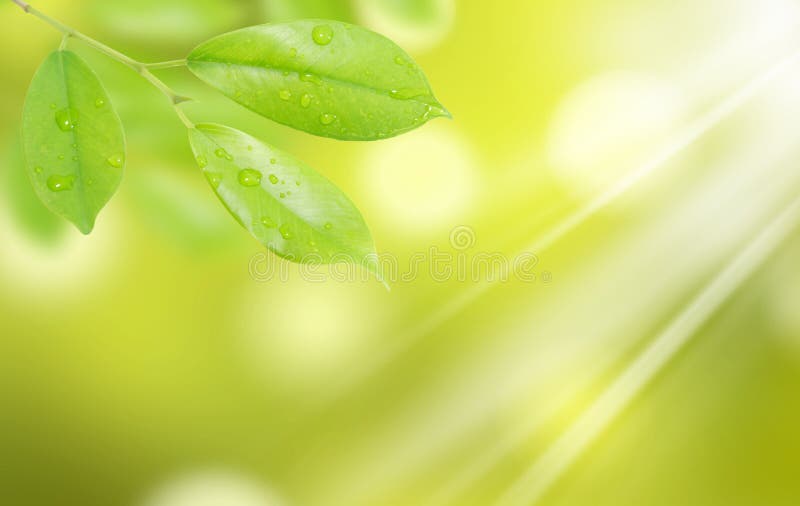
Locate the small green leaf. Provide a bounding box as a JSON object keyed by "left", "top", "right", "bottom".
{"left": 186, "top": 20, "right": 450, "bottom": 141}
{"left": 188, "top": 123, "right": 381, "bottom": 276}
{"left": 22, "top": 50, "right": 126, "bottom": 234}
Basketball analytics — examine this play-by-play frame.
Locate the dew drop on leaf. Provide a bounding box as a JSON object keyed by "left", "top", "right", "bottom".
{"left": 205, "top": 172, "right": 223, "bottom": 189}
{"left": 95, "top": 98, "right": 105, "bottom": 108}
{"left": 237, "top": 168, "right": 262, "bottom": 187}
{"left": 279, "top": 224, "right": 293, "bottom": 239}
{"left": 280, "top": 192, "right": 286, "bottom": 198}
{"left": 46, "top": 174, "right": 75, "bottom": 192}
{"left": 312, "top": 25, "right": 334, "bottom": 46}
{"left": 34, "top": 166, "right": 43, "bottom": 174}
{"left": 54, "top": 108, "right": 79, "bottom": 132}
{"left": 261, "top": 216, "right": 276, "bottom": 228}
{"left": 106, "top": 154, "right": 125, "bottom": 168}
{"left": 300, "top": 73, "right": 322, "bottom": 86}
{"left": 268, "top": 174, "right": 279, "bottom": 184}
{"left": 270, "top": 158, "right": 277, "bottom": 165}
{"left": 196, "top": 155, "right": 208, "bottom": 168}
{"left": 279, "top": 90, "right": 292, "bottom": 101}
{"left": 319, "top": 113, "right": 336, "bottom": 125}
{"left": 300, "top": 94, "right": 313, "bottom": 108}
{"left": 289, "top": 48, "right": 298, "bottom": 58}
{"left": 324, "top": 222, "right": 333, "bottom": 230}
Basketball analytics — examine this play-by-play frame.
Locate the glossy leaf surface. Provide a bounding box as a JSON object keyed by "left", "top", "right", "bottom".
{"left": 189, "top": 123, "right": 379, "bottom": 272}
{"left": 186, "top": 20, "right": 449, "bottom": 140}
{"left": 22, "top": 50, "right": 125, "bottom": 234}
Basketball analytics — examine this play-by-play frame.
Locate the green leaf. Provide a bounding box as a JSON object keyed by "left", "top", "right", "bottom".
{"left": 188, "top": 123, "right": 382, "bottom": 277}
{"left": 186, "top": 20, "right": 450, "bottom": 141}
{"left": 22, "top": 50, "right": 126, "bottom": 234}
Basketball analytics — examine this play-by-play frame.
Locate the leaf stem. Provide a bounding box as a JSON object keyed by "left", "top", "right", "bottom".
{"left": 11, "top": 1, "right": 193, "bottom": 122}
{"left": 145, "top": 59, "right": 187, "bottom": 70}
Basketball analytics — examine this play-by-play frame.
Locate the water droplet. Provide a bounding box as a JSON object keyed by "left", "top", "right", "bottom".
{"left": 269, "top": 174, "right": 279, "bottom": 184}
{"left": 324, "top": 222, "right": 333, "bottom": 230}
{"left": 394, "top": 56, "right": 405, "bottom": 65}
{"left": 95, "top": 98, "right": 105, "bottom": 108}
{"left": 279, "top": 224, "right": 293, "bottom": 240}
{"left": 308, "top": 240, "right": 317, "bottom": 248}
{"left": 389, "top": 88, "right": 429, "bottom": 100}
{"left": 58, "top": 154, "right": 65, "bottom": 160}
{"left": 215, "top": 148, "right": 233, "bottom": 160}
{"left": 312, "top": 25, "right": 334, "bottom": 46}
{"left": 300, "top": 94, "right": 313, "bottom": 108}
{"left": 279, "top": 89, "right": 292, "bottom": 101}
{"left": 261, "top": 216, "right": 276, "bottom": 228}
{"left": 196, "top": 155, "right": 208, "bottom": 168}
{"left": 47, "top": 174, "right": 75, "bottom": 192}
{"left": 206, "top": 172, "right": 222, "bottom": 189}
{"left": 71, "top": 143, "right": 78, "bottom": 148}
{"left": 289, "top": 48, "right": 298, "bottom": 58}
{"left": 238, "top": 168, "right": 262, "bottom": 187}
{"left": 300, "top": 73, "right": 323, "bottom": 86}
{"left": 279, "top": 192, "right": 286, "bottom": 198}
{"left": 295, "top": 181, "right": 301, "bottom": 186}
{"left": 49, "top": 103, "right": 57, "bottom": 110}
{"left": 54, "top": 108, "right": 78, "bottom": 132}
{"left": 34, "top": 166, "right": 43, "bottom": 174}
{"left": 319, "top": 113, "right": 336, "bottom": 125}
{"left": 106, "top": 154, "right": 124, "bottom": 168}
{"left": 282, "top": 70, "right": 290, "bottom": 77}
{"left": 72, "top": 155, "right": 78, "bottom": 161}
{"left": 87, "top": 179, "right": 94, "bottom": 186}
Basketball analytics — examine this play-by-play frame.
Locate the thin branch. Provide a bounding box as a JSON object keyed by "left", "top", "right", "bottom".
{"left": 11, "top": 0, "right": 31, "bottom": 13}
{"left": 144, "top": 59, "right": 187, "bottom": 70}
{"left": 11, "top": 1, "right": 193, "bottom": 125}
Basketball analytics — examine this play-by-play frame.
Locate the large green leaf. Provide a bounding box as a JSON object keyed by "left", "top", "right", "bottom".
{"left": 186, "top": 20, "right": 449, "bottom": 141}
{"left": 22, "top": 50, "right": 125, "bottom": 234}
{"left": 188, "top": 123, "right": 381, "bottom": 275}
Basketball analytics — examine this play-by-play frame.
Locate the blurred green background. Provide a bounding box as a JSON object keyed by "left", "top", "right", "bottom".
{"left": 2, "top": 0, "right": 800, "bottom": 505}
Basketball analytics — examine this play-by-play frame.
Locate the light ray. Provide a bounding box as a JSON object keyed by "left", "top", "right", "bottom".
{"left": 492, "top": 192, "right": 800, "bottom": 506}
{"left": 318, "top": 46, "right": 800, "bottom": 407}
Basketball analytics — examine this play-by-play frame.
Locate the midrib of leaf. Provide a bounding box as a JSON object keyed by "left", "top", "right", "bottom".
{"left": 189, "top": 58, "right": 439, "bottom": 108}
{"left": 57, "top": 51, "right": 91, "bottom": 227}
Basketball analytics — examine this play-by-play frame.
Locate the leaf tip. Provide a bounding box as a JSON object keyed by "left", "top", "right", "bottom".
{"left": 75, "top": 220, "right": 94, "bottom": 235}
{"left": 431, "top": 103, "right": 453, "bottom": 120}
